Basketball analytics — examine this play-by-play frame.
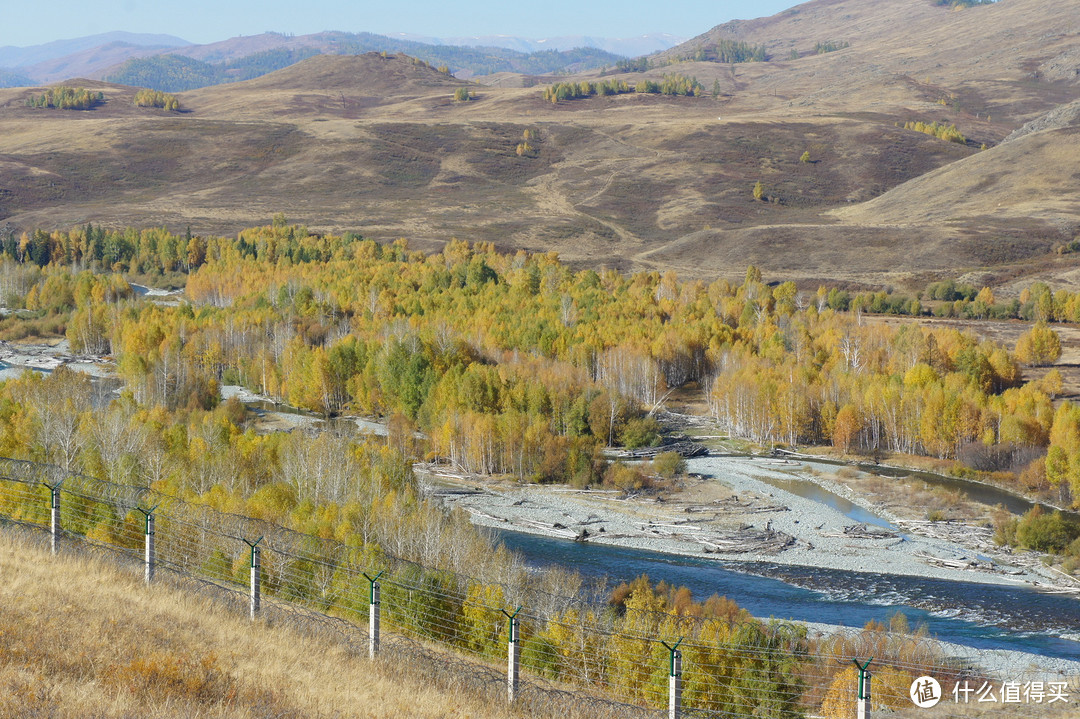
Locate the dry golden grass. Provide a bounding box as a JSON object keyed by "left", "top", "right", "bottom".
{"left": 0, "top": 530, "right": 565, "bottom": 719}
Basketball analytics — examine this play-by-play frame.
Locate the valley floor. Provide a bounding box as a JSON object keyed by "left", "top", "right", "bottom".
{"left": 422, "top": 455, "right": 1078, "bottom": 593}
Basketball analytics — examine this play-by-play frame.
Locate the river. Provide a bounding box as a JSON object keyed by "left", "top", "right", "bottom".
{"left": 493, "top": 529, "right": 1080, "bottom": 661}
{"left": 486, "top": 454, "right": 1080, "bottom": 663}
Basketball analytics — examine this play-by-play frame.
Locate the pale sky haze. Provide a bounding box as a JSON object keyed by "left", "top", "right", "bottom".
{"left": 1, "top": 0, "right": 802, "bottom": 48}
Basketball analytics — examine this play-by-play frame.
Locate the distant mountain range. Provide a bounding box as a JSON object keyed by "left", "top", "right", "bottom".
{"left": 386, "top": 33, "right": 686, "bottom": 57}
{"left": 0, "top": 30, "right": 684, "bottom": 89}
{"left": 0, "top": 31, "right": 190, "bottom": 68}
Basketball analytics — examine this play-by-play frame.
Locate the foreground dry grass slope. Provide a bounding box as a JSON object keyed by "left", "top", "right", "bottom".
{"left": 0, "top": 0, "right": 1077, "bottom": 287}
{"left": 0, "top": 532, "right": 527, "bottom": 719}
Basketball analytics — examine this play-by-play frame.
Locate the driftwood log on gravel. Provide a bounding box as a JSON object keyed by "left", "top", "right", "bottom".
{"left": 699, "top": 527, "right": 796, "bottom": 555}
{"left": 638, "top": 518, "right": 795, "bottom": 555}
{"left": 821, "top": 523, "right": 898, "bottom": 540}
{"left": 894, "top": 519, "right": 996, "bottom": 551}
{"left": 913, "top": 550, "right": 996, "bottom": 572}
{"left": 613, "top": 441, "right": 709, "bottom": 459}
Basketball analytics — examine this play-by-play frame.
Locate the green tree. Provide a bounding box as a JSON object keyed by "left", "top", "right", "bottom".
{"left": 619, "top": 416, "right": 661, "bottom": 448}
{"left": 652, "top": 451, "right": 686, "bottom": 478}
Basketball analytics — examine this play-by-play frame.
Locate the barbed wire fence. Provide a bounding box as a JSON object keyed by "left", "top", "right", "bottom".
{"left": 0, "top": 456, "right": 1076, "bottom": 719}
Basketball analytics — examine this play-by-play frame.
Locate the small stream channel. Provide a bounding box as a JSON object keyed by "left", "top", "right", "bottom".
{"left": 750, "top": 472, "right": 897, "bottom": 530}
{"left": 709, "top": 453, "right": 1079, "bottom": 522}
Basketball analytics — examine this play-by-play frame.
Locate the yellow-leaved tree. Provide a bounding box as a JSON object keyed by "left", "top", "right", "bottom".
{"left": 1015, "top": 321, "right": 1061, "bottom": 367}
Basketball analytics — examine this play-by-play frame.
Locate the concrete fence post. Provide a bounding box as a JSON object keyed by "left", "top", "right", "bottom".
{"left": 854, "top": 658, "right": 873, "bottom": 719}
{"left": 858, "top": 671, "right": 872, "bottom": 719}
{"left": 501, "top": 606, "right": 523, "bottom": 704}
{"left": 137, "top": 506, "right": 157, "bottom": 584}
{"left": 670, "top": 650, "right": 683, "bottom": 719}
{"left": 48, "top": 483, "right": 62, "bottom": 555}
{"left": 508, "top": 616, "right": 520, "bottom": 704}
{"left": 363, "top": 571, "right": 384, "bottom": 659}
{"left": 662, "top": 638, "right": 684, "bottom": 719}
{"left": 145, "top": 512, "right": 155, "bottom": 583}
{"left": 243, "top": 536, "right": 263, "bottom": 620}
{"left": 250, "top": 545, "right": 261, "bottom": 619}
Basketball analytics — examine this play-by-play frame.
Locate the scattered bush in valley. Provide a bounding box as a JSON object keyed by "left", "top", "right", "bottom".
{"left": 134, "top": 89, "right": 180, "bottom": 111}
{"left": 684, "top": 39, "right": 767, "bottom": 64}
{"left": 995, "top": 505, "right": 1080, "bottom": 557}
{"left": 904, "top": 120, "right": 966, "bottom": 144}
{"left": 25, "top": 86, "right": 104, "bottom": 110}
{"left": 651, "top": 451, "right": 687, "bottom": 479}
{"left": 1014, "top": 322, "right": 1061, "bottom": 367}
{"left": 515, "top": 128, "right": 541, "bottom": 157}
{"left": 543, "top": 74, "right": 703, "bottom": 103}
{"left": 544, "top": 79, "right": 630, "bottom": 102}
{"left": 815, "top": 40, "right": 850, "bottom": 54}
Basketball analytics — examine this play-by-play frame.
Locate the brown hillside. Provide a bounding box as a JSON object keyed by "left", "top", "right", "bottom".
{"left": 177, "top": 53, "right": 469, "bottom": 119}
{"left": 205, "top": 53, "right": 468, "bottom": 93}
{"left": 832, "top": 124, "right": 1080, "bottom": 227}
{"left": 662, "top": 0, "right": 1080, "bottom": 122}
{"left": 1, "top": 0, "right": 1079, "bottom": 289}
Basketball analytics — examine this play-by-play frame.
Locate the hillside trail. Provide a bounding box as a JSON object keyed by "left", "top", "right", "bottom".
{"left": 524, "top": 168, "right": 640, "bottom": 246}
{"left": 576, "top": 124, "right": 675, "bottom": 203}
{"left": 522, "top": 122, "right": 680, "bottom": 249}
{"left": 628, "top": 220, "right": 855, "bottom": 268}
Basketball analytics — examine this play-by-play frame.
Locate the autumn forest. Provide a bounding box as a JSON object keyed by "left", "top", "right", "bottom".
{"left": 1, "top": 219, "right": 1078, "bottom": 557}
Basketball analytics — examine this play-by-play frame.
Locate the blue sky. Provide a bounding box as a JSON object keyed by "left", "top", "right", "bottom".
{"left": 2, "top": 0, "right": 802, "bottom": 48}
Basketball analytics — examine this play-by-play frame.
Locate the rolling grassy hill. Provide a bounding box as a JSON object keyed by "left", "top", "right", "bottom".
{"left": 0, "top": 0, "right": 1078, "bottom": 289}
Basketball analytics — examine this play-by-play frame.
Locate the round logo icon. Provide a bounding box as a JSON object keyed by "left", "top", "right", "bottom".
{"left": 910, "top": 676, "right": 942, "bottom": 708}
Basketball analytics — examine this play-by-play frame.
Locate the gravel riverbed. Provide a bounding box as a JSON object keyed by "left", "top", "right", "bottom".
{"left": 425, "top": 455, "right": 1063, "bottom": 589}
